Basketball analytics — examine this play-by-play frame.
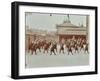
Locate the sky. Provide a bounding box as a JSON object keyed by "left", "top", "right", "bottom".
{"left": 25, "top": 12, "right": 87, "bottom": 31}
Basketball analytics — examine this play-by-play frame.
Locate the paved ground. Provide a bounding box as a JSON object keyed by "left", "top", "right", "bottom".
{"left": 25, "top": 49, "right": 89, "bottom": 68}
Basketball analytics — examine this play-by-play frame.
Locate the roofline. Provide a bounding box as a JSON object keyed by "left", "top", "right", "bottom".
{"left": 56, "top": 26, "right": 86, "bottom": 28}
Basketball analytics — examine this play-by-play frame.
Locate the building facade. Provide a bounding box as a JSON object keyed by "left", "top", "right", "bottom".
{"left": 56, "top": 19, "right": 87, "bottom": 42}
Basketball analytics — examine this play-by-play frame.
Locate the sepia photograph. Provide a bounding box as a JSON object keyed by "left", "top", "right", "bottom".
{"left": 11, "top": 2, "right": 97, "bottom": 79}
{"left": 25, "top": 12, "right": 89, "bottom": 68}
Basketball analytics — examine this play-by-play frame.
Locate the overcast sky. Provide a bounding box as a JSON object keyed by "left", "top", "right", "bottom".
{"left": 25, "top": 12, "right": 87, "bottom": 31}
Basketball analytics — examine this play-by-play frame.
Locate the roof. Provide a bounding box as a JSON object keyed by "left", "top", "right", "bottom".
{"left": 56, "top": 21, "right": 80, "bottom": 28}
